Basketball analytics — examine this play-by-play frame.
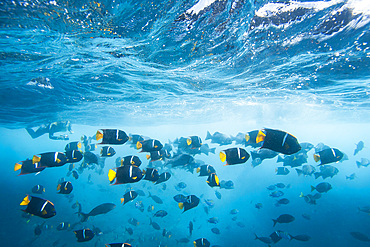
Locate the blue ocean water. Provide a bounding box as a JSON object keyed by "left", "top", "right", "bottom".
{"left": 0, "top": 0, "right": 370, "bottom": 246}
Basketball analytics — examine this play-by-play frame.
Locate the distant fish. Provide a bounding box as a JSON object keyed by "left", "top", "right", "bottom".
{"left": 220, "top": 180, "right": 234, "bottom": 189}
{"left": 135, "top": 201, "right": 144, "bottom": 212}
{"left": 20, "top": 195, "right": 56, "bottom": 219}
{"left": 300, "top": 192, "right": 321, "bottom": 205}
{"left": 275, "top": 167, "right": 290, "bottom": 175}
{"left": 275, "top": 198, "right": 290, "bottom": 206}
{"left": 277, "top": 152, "right": 307, "bottom": 168}
{"left": 211, "top": 227, "right": 220, "bottom": 234}
{"left": 350, "top": 232, "right": 370, "bottom": 242}
{"left": 189, "top": 221, "right": 193, "bottom": 236}
{"left": 272, "top": 214, "right": 295, "bottom": 226}
{"left": 128, "top": 217, "right": 139, "bottom": 226}
{"left": 175, "top": 182, "right": 187, "bottom": 191}
{"left": 121, "top": 190, "right": 138, "bottom": 205}
{"left": 356, "top": 158, "right": 370, "bottom": 168}
{"left": 74, "top": 228, "right": 94, "bottom": 242}
{"left": 31, "top": 185, "right": 45, "bottom": 194}
{"left": 256, "top": 128, "right": 301, "bottom": 155}
{"left": 149, "top": 218, "right": 161, "bottom": 230}
{"left": 197, "top": 165, "right": 216, "bottom": 177}
{"left": 153, "top": 210, "right": 168, "bottom": 218}
{"left": 255, "top": 203, "right": 263, "bottom": 209}
{"left": 143, "top": 168, "right": 160, "bottom": 182}
{"left": 205, "top": 131, "right": 232, "bottom": 145}
{"left": 254, "top": 233, "right": 273, "bottom": 244}
{"left": 290, "top": 234, "right": 311, "bottom": 242}
{"left": 215, "top": 190, "right": 222, "bottom": 199}
{"left": 72, "top": 170, "right": 79, "bottom": 180}
{"left": 65, "top": 141, "right": 82, "bottom": 152}
{"left": 173, "top": 194, "right": 187, "bottom": 203}
{"left": 296, "top": 165, "right": 316, "bottom": 176}
{"left": 77, "top": 203, "right": 116, "bottom": 222}
{"left": 120, "top": 155, "right": 142, "bottom": 167}
{"left": 220, "top": 147, "right": 250, "bottom": 165}
{"left": 251, "top": 149, "right": 278, "bottom": 167}
{"left": 346, "top": 173, "right": 357, "bottom": 180}
{"left": 314, "top": 148, "right": 344, "bottom": 165}
{"left": 208, "top": 217, "right": 219, "bottom": 224}
{"left": 187, "top": 135, "right": 202, "bottom": 149}
{"left": 302, "top": 213, "right": 311, "bottom": 220}
{"left": 56, "top": 222, "right": 70, "bottom": 231}
{"left": 101, "top": 146, "right": 116, "bottom": 157}
{"left": 57, "top": 181, "right": 73, "bottom": 194}
{"left": 193, "top": 238, "right": 210, "bottom": 247}
{"left": 125, "top": 227, "right": 133, "bottom": 235}
{"left": 354, "top": 141, "right": 364, "bottom": 156}
{"left": 95, "top": 129, "right": 129, "bottom": 145}
{"left": 148, "top": 192, "right": 163, "bottom": 204}
{"left": 206, "top": 173, "right": 220, "bottom": 188}
{"left": 311, "top": 182, "right": 332, "bottom": 193}
{"left": 137, "top": 139, "right": 163, "bottom": 152}
{"left": 314, "top": 165, "right": 339, "bottom": 179}
{"left": 178, "top": 195, "right": 200, "bottom": 213}
{"left": 358, "top": 206, "right": 370, "bottom": 214}
{"left": 230, "top": 209, "right": 239, "bottom": 215}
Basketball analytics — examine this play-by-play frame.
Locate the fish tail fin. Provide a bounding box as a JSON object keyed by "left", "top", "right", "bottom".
{"left": 136, "top": 141, "right": 142, "bottom": 150}
{"left": 146, "top": 154, "right": 150, "bottom": 160}
{"left": 178, "top": 203, "right": 184, "bottom": 210}
{"left": 254, "top": 233, "right": 259, "bottom": 240}
{"left": 272, "top": 219, "right": 277, "bottom": 227}
{"left": 96, "top": 130, "right": 103, "bottom": 141}
{"left": 79, "top": 213, "right": 89, "bottom": 222}
{"left": 296, "top": 169, "right": 302, "bottom": 176}
{"left": 20, "top": 195, "right": 30, "bottom": 205}
{"left": 277, "top": 156, "right": 284, "bottom": 163}
{"left": 121, "top": 198, "right": 125, "bottom": 204}
{"left": 256, "top": 130, "right": 266, "bottom": 143}
{"left": 108, "top": 169, "right": 116, "bottom": 182}
{"left": 219, "top": 151, "right": 226, "bottom": 162}
{"left": 205, "top": 131, "right": 212, "bottom": 140}
{"left": 299, "top": 192, "right": 304, "bottom": 198}
{"left": 310, "top": 185, "right": 316, "bottom": 192}
{"left": 210, "top": 148, "right": 216, "bottom": 154}
{"left": 14, "top": 163, "right": 22, "bottom": 171}
{"left": 314, "top": 172, "right": 320, "bottom": 179}
{"left": 313, "top": 154, "right": 320, "bottom": 162}
{"left": 356, "top": 161, "right": 361, "bottom": 168}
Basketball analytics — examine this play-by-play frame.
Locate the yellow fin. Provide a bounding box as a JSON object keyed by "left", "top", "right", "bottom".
{"left": 146, "top": 154, "right": 150, "bottom": 160}
{"left": 196, "top": 167, "right": 201, "bottom": 173}
{"left": 108, "top": 169, "right": 116, "bottom": 182}
{"left": 56, "top": 158, "right": 61, "bottom": 163}
{"left": 41, "top": 210, "right": 47, "bottom": 215}
{"left": 215, "top": 174, "right": 220, "bottom": 186}
{"left": 32, "top": 155, "right": 41, "bottom": 164}
{"left": 193, "top": 241, "right": 197, "bottom": 247}
{"left": 313, "top": 154, "right": 320, "bottom": 162}
{"left": 121, "top": 198, "right": 125, "bottom": 204}
{"left": 77, "top": 142, "right": 82, "bottom": 149}
{"left": 219, "top": 151, "right": 226, "bottom": 162}
{"left": 245, "top": 133, "right": 250, "bottom": 142}
{"left": 178, "top": 203, "right": 184, "bottom": 210}
{"left": 20, "top": 195, "right": 30, "bottom": 206}
{"left": 57, "top": 184, "right": 61, "bottom": 191}
{"left": 299, "top": 192, "right": 304, "bottom": 198}
{"left": 136, "top": 141, "right": 142, "bottom": 150}
{"left": 96, "top": 130, "right": 103, "bottom": 141}
{"left": 187, "top": 138, "right": 192, "bottom": 146}
{"left": 14, "top": 163, "right": 22, "bottom": 171}
{"left": 256, "top": 130, "right": 266, "bottom": 143}
{"left": 43, "top": 188, "right": 45, "bottom": 192}
{"left": 132, "top": 176, "right": 137, "bottom": 180}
